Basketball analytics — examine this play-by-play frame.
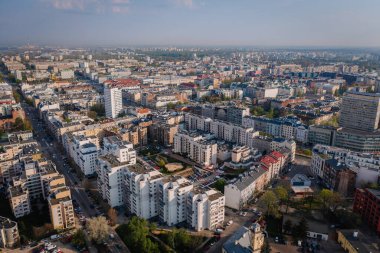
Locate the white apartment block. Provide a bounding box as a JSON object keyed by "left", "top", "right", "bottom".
{"left": 98, "top": 136, "right": 136, "bottom": 207}
{"left": 173, "top": 131, "right": 217, "bottom": 167}
{"left": 311, "top": 144, "right": 380, "bottom": 186}
{"left": 8, "top": 186, "right": 31, "bottom": 218}
{"left": 159, "top": 176, "right": 193, "bottom": 226}
{"left": 60, "top": 69, "right": 74, "bottom": 79}
{"left": 78, "top": 143, "right": 98, "bottom": 176}
{"left": 104, "top": 85, "right": 122, "bottom": 118}
{"left": 67, "top": 135, "right": 99, "bottom": 176}
{"left": 187, "top": 189, "right": 225, "bottom": 231}
{"left": 185, "top": 114, "right": 259, "bottom": 147}
{"left": 102, "top": 136, "right": 136, "bottom": 165}
{"left": 224, "top": 167, "right": 268, "bottom": 210}
{"left": 124, "top": 167, "right": 164, "bottom": 219}
{"left": 98, "top": 155, "right": 129, "bottom": 207}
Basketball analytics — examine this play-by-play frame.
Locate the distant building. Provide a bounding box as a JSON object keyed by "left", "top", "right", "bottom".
{"left": 340, "top": 92, "right": 380, "bottom": 132}
{"left": 104, "top": 85, "right": 122, "bottom": 118}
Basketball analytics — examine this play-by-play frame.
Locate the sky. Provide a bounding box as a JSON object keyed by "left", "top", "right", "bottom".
{"left": 0, "top": 0, "right": 380, "bottom": 48}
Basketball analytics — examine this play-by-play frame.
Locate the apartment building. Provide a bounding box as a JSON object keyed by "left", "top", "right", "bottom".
{"left": 173, "top": 130, "right": 217, "bottom": 167}
{"left": 8, "top": 185, "right": 31, "bottom": 218}
{"left": 98, "top": 136, "right": 136, "bottom": 207}
{"left": 187, "top": 188, "right": 225, "bottom": 231}
{"left": 149, "top": 123, "right": 179, "bottom": 147}
{"left": 159, "top": 176, "right": 193, "bottom": 226}
{"left": 224, "top": 167, "right": 268, "bottom": 210}
{"left": 311, "top": 144, "right": 380, "bottom": 186}
{"left": 18, "top": 159, "right": 60, "bottom": 200}
{"left": 353, "top": 188, "right": 380, "bottom": 235}
{"left": 260, "top": 151, "right": 286, "bottom": 180}
{"left": 67, "top": 134, "right": 99, "bottom": 176}
{"left": 47, "top": 177, "right": 75, "bottom": 230}
{"left": 104, "top": 85, "right": 123, "bottom": 118}
{"left": 322, "top": 159, "right": 356, "bottom": 196}
{"left": 243, "top": 115, "right": 309, "bottom": 143}
{"left": 124, "top": 166, "right": 164, "bottom": 219}
{"left": 185, "top": 113, "right": 259, "bottom": 147}
{"left": 0, "top": 216, "right": 19, "bottom": 248}
{"left": 340, "top": 92, "right": 380, "bottom": 132}
{"left": 226, "top": 106, "right": 250, "bottom": 125}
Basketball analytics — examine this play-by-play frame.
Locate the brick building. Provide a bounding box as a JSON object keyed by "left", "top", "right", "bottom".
{"left": 353, "top": 188, "right": 380, "bottom": 235}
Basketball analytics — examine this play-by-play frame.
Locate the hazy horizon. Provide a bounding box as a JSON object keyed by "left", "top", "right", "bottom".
{"left": 1, "top": 0, "right": 380, "bottom": 48}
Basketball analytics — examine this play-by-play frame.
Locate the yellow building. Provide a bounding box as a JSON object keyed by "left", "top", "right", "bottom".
{"left": 48, "top": 177, "right": 75, "bottom": 230}
{"left": 337, "top": 230, "right": 379, "bottom": 253}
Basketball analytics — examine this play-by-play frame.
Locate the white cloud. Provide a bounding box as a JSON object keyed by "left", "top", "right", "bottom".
{"left": 45, "top": 0, "right": 130, "bottom": 13}
{"left": 49, "top": 0, "right": 89, "bottom": 10}
{"left": 173, "top": 0, "right": 194, "bottom": 8}
{"left": 112, "top": 0, "right": 130, "bottom": 4}
{"left": 112, "top": 6, "right": 129, "bottom": 13}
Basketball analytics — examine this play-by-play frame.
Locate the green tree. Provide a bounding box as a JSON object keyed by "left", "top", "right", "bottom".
{"left": 116, "top": 217, "right": 160, "bottom": 253}
{"left": 336, "top": 210, "right": 362, "bottom": 229}
{"left": 157, "top": 158, "right": 166, "bottom": 167}
{"left": 258, "top": 190, "right": 279, "bottom": 217}
{"left": 13, "top": 90, "right": 21, "bottom": 103}
{"left": 329, "top": 192, "right": 343, "bottom": 212}
{"left": 72, "top": 229, "right": 86, "bottom": 248}
{"left": 292, "top": 217, "right": 308, "bottom": 240}
{"left": 86, "top": 216, "right": 110, "bottom": 244}
{"left": 318, "top": 189, "right": 333, "bottom": 210}
{"left": 213, "top": 179, "right": 227, "bottom": 193}
{"left": 89, "top": 103, "right": 105, "bottom": 117}
{"left": 251, "top": 106, "right": 265, "bottom": 116}
{"left": 87, "top": 110, "right": 97, "bottom": 120}
{"left": 274, "top": 186, "right": 288, "bottom": 205}
{"left": 166, "top": 102, "right": 176, "bottom": 110}
{"left": 13, "top": 117, "right": 24, "bottom": 130}
{"left": 283, "top": 219, "right": 293, "bottom": 234}
{"left": 366, "top": 86, "right": 374, "bottom": 93}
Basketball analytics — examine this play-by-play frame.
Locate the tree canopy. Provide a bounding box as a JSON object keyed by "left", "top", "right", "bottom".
{"left": 116, "top": 217, "right": 159, "bottom": 253}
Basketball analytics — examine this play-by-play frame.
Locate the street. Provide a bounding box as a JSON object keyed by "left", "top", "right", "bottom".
{"left": 21, "top": 101, "right": 128, "bottom": 253}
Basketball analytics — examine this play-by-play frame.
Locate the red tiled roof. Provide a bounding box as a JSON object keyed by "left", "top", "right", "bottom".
{"left": 104, "top": 79, "right": 141, "bottom": 88}
{"left": 136, "top": 108, "right": 151, "bottom": 114}
{"left": 260, "top": 155, "right": 277, "bottom": 166}
{"left": 270, "top": 151, "right": 284, "bottom": 159}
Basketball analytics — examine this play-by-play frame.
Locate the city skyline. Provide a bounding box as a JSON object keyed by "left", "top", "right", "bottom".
{"left": 1, "top": 0, "right": 380, "bottom": 47}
